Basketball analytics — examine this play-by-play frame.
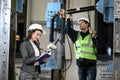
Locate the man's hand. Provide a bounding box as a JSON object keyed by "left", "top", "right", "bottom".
{"left": 89, "top": 27, "right": 97, "bottom": 38}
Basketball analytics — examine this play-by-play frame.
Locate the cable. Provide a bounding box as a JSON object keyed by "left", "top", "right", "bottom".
{"left": 62, "top": 34, "right": 73, "bottom": 72}
{"left": 60, "top": 21, "right": 75, "bottom": 80}
{"left": 55, "top": 38, "right": 66, "bottom": 80}
{"left": 53, "top": 36, "right": 72, "bottom": 80}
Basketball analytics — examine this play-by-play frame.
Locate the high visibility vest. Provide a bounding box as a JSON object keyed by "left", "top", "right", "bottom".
{"left": 74, "top": 32, "right": 97, "bottom": 60}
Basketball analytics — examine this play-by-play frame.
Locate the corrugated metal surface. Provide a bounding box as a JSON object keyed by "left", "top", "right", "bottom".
{"left": 0, "top": 0, "right": 11, "bottom": 80}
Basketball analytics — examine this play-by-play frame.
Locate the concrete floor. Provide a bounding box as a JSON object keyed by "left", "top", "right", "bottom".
{"left": 15, "top": 58, "right": 113, "bottom": 80}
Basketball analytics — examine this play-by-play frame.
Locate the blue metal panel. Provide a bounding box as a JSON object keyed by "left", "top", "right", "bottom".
{"left": 41, "top": 59, "right": 58, "bottom": 69}
{"left": 96, "top": 0, "right": 104, "bottom": 14}
{"left": 107, "top": 61, "right": 113, "bottom": 71}
{"left": 96, "top": 0, "right": 114, "bottom": 23}
{"left": 46, "top": 2, "right": 61, "bottom": 28}
{"left": 17, "top": 0, "right": 24, "bottom": 13}
{"left": 23, "top": 0, "right": 25, "bottom": 4}
{"left": 104, "top": 0, "right": 114, "bottom": 23}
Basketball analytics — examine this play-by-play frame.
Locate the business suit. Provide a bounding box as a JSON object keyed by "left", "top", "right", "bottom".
{"left": 20, "top": 41, "right": 41, "bottom": 80}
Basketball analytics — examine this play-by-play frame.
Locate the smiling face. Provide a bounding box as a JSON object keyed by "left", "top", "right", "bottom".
{"left": 30, "top": 30, "right": 42, "bottom": 42}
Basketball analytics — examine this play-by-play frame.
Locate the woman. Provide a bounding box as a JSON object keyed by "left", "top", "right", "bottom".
{"left": 20, "top": 23, "right": 47, "bottom": 80}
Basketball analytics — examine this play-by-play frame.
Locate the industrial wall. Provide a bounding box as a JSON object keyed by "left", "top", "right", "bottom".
{"left": 26, "top": 0, "right": 96, "bottom": 80}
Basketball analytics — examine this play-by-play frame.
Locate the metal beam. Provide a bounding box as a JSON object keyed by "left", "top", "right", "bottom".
{"left": 0, "top": 0, "right": 11, "bottom": 80}
{"left": 66, "top": 6, "right": 96, "bottom": 14}
{"left": 114, "top": 0, "right": 120, "bottom": 80}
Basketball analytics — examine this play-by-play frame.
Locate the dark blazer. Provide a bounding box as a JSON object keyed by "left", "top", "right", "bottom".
{"left": 20, "top": 41, "right": 40, "bottom": 75}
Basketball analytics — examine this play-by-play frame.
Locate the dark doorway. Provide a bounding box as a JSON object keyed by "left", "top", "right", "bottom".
{"left": 96, "top": 12, "right": 113, "bottom": 61}
{"left": 16, "top": 23, "right": 25, "bottom": 58}
{"left": 15, "top": 0, "right": 27, "bottom": 58}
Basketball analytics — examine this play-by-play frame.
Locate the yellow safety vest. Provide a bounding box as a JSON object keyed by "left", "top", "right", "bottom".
{"left": 74, "top": 32, "right": 97, "bottom": 60}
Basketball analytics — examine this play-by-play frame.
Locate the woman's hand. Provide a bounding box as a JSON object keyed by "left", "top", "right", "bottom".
{"left": 42, "top": 58, "right": 48, "bottom": 62}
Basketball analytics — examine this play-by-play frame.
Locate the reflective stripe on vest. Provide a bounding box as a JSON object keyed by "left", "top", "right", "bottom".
{"left": 74, "top": 33, "right": 97, "bottom": 60}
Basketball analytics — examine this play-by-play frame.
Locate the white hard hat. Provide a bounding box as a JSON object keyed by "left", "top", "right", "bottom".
{"left": 79, "top": 17, "right": 89, "bottom": 23}
{"left": 28, "top": 23, "right": 46, "bottom": 35}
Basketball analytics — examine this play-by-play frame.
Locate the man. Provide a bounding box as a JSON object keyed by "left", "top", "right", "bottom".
{"left": 66, "top": 16, "right": 97, "bottom": 80}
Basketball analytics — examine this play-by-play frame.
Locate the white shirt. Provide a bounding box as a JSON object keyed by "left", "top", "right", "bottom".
{"left": 30, "top": 40, "right": 40, "bottom": 57}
